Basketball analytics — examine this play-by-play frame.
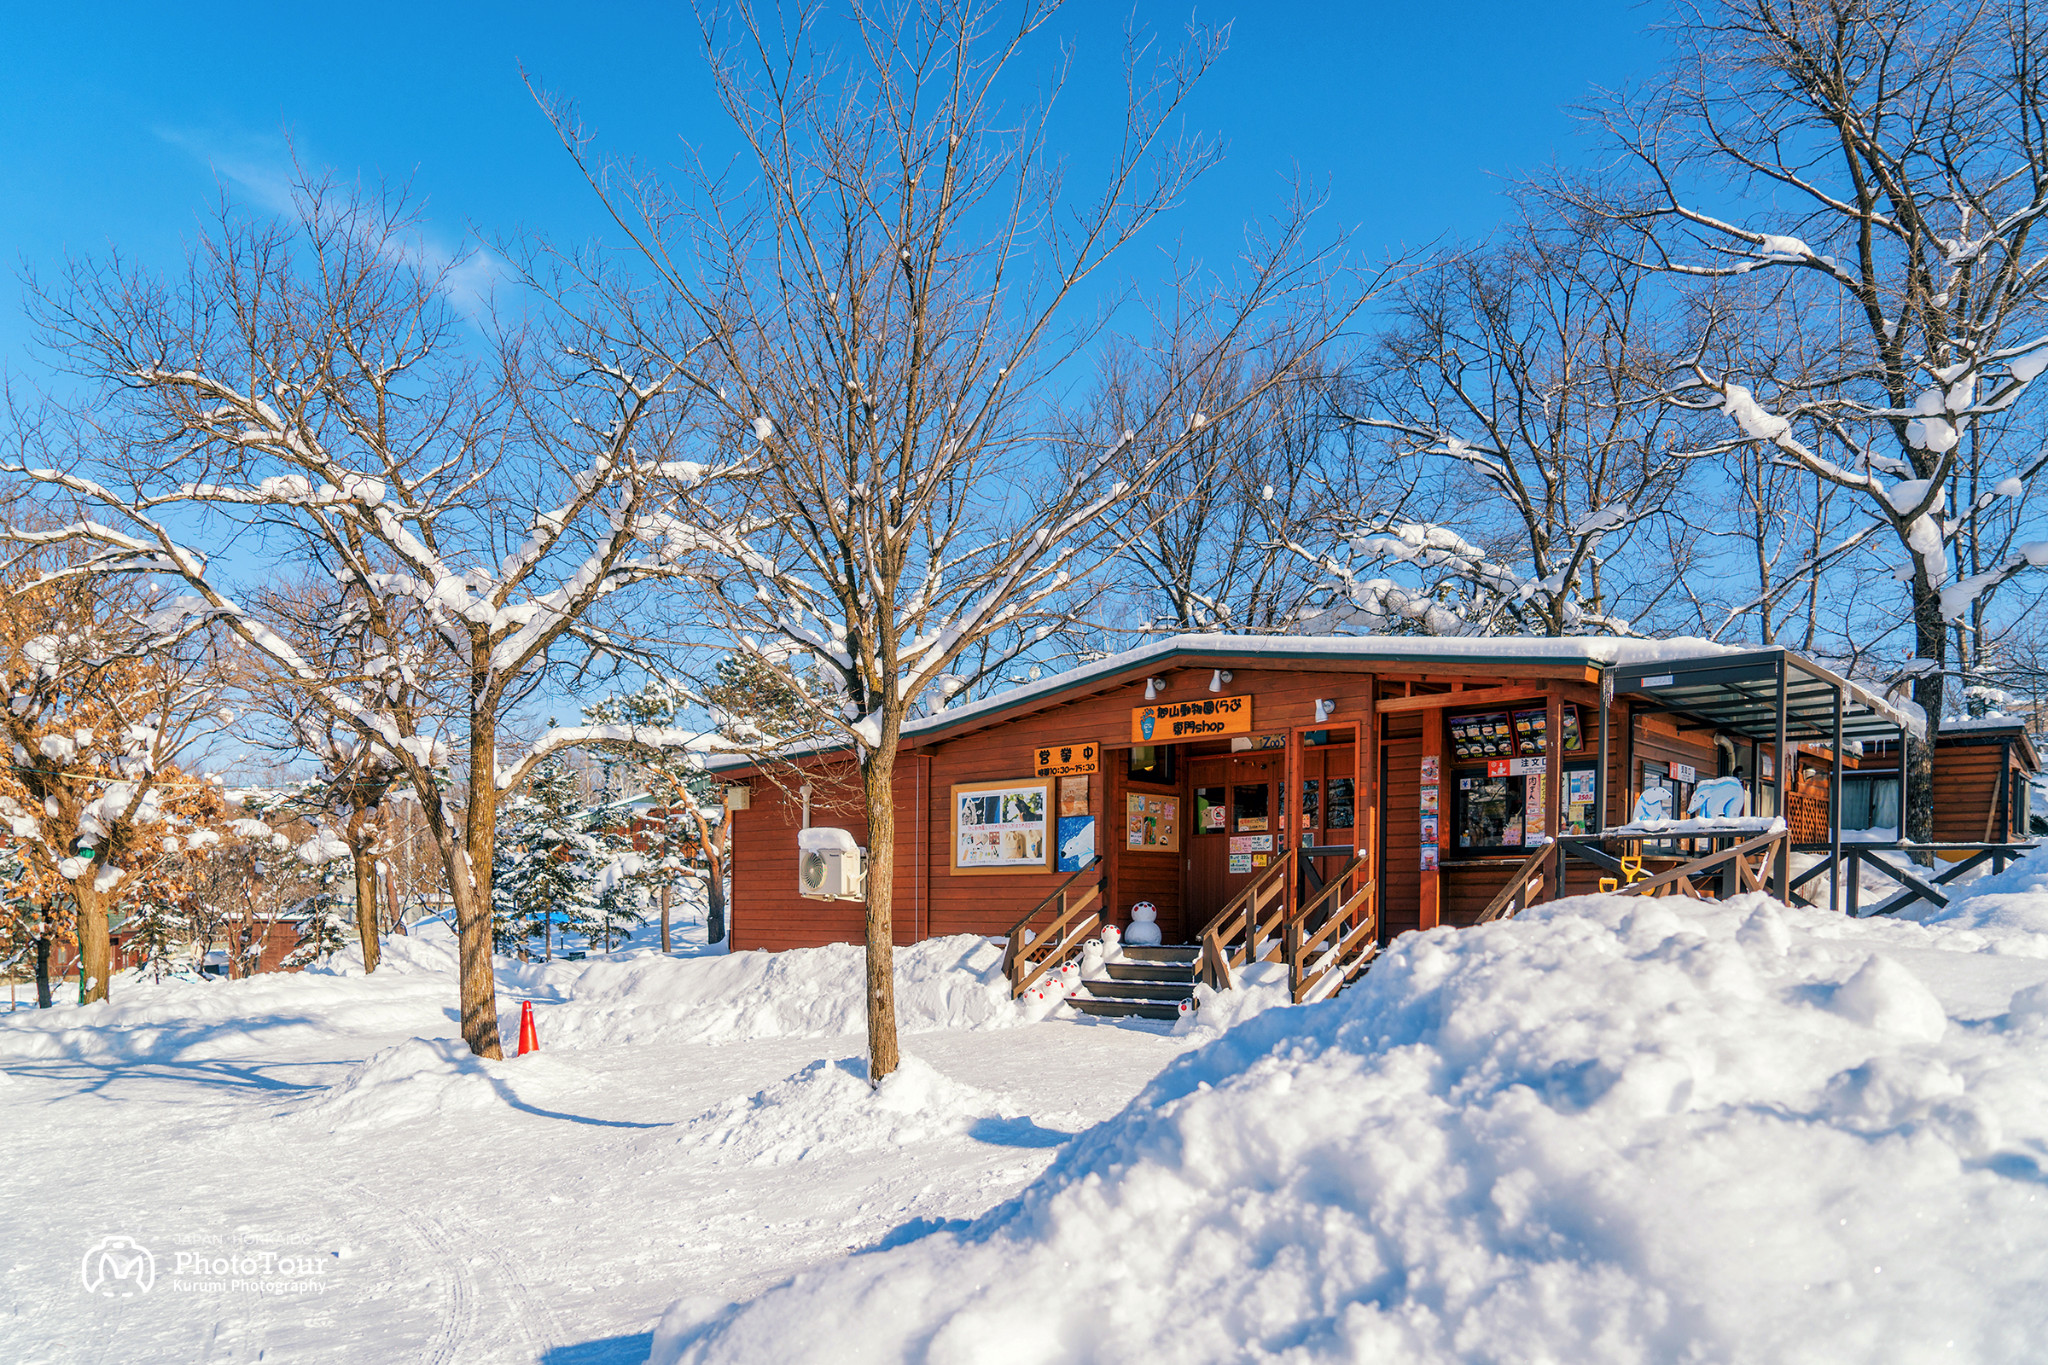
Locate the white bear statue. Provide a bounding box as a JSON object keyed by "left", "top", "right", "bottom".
{"left": 1687, "top": 775, "right": 1749, "bottom": 821}
{"left": 1631, "top": 785, "right": 1675, "bottom": 825}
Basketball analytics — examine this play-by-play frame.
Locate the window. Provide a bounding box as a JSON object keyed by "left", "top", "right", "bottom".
{"left": 1563, "top": 763, "right": 1598, "bottom": 835}
{"left": 1324, "top": 776, "right": 1355, "bottom": 829}
{"left": 1453, "top": 773, "right": 1522, "bottom": 849}
{"left": 1840, "top": 774, "right": 1900, "bottom": 833}
{"left": 1194, "top": 785, "right": 1227, "bottom": 833}
{"left": 1128, "top": 745, "right": 1177, "bottom": 786}
{"left": 1232, "top": 782, "right": 1270, "bottom": 832}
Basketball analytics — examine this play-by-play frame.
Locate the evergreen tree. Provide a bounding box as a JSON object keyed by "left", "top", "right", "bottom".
{"left": 492, "top": 755, "right": 600, "bottom": 959}
{"left": 285, "top": 860, "right": 352, "bottom": 968}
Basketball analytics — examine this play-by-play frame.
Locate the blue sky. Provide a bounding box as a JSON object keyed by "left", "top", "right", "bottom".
{"left": 0, "top": 2, "right": 1663, "bottom": 360}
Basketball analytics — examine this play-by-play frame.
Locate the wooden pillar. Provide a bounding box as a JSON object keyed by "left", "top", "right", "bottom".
{"left": 1544, "top": 692, "right": 1563, "bottom": 839}
{"left": 1419, "top": 701, "right": 1443, "bottom": 931}
{"left": 1364, "top": 677, "right": 1382, "bottom": 940}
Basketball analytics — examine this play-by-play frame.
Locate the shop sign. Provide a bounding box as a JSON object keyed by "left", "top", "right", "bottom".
{"left": 1671, "top": 762, "right": 1697, "bottom": 784}
{"left": 1033, "top": 741, "right": 1099, "bottom": 778}
{"left": 1132, "top": 694, "right": 1251, "bottom": 742}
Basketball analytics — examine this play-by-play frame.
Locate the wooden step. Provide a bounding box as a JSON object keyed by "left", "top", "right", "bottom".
{"left": 1065, "top": 996, "right": 1185, "bottom": 1022}
{"left": 1104, "top": 960, "right": 1197, "bottom": 983}
{"left": 1082, "top": 980, "right": 1192, "bottom": 1002}
{"left": 1120, "top": 944, "right": 1200, "bottom": 963}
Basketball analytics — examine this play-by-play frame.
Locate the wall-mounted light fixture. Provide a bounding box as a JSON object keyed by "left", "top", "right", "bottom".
{"left": 1315, "top": 698, "right": 1336, "bottom": 722}
{"left": 1144, "top": 677, "right": 1166, "bottom": 700}
{"left": 1209, "top": 669, "right": 1233, "bottom": 693}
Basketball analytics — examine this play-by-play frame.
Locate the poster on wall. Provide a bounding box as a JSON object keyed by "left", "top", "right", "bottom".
{"left": 1420, "top": 844, "right": 1439, "bottom": 871}
{"left": 1420, "top": 786, "right": 1439, "bottom": 816}
{"left": 951, "top": 780, "right": 1051, "bottom": 873}
{"left": 1420, "top": 756, "right": 1440, "bottom": 782}
{"left": 1056, "top": 815, "right": 1096, "bottom": 871}
{"left": 1126, "top": 793, "right": 1181, "bottom": 852}
{"left": 1228, "top": 853, "right": 1253, "bottom": 874}
{"left": 1055, "top": 775, "right": 1095, "bottom": 871}
{"left": 1523, "top": 772, "right": 1547, "bottom": 845}
{"left": 1421, "top": 818, "right": 1438, "bottom": 844}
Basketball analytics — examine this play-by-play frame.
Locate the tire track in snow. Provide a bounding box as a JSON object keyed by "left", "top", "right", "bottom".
{"left": 357, "top": 1188, "right": 481, "bottom": 1365}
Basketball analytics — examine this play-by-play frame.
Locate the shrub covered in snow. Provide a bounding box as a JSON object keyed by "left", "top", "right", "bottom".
{"left": 649, "top": 870, "right": 2048, "bottom": 1364}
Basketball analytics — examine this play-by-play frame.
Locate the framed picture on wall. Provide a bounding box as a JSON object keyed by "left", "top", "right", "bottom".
{"left": 950, "top": 779, "right": 1052, "bottom": 874}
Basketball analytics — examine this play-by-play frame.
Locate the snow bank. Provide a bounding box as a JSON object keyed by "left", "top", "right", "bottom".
{"left": 295, "top": 1036, "right": 586, "bottom": 1132}
{"left": 650, "top": 885, "right": 2048, "bottom": 1364}
{"left": 508, "top": 935, "right": 1024, "bottom": 1049}
{"left": 0, "top": 928, "right": 1025, "bottom": 1062}
{"left": 675, "top": 1055, "right": 1010, "bottom": 1166}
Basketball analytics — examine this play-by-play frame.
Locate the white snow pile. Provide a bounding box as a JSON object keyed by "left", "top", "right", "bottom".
{"left": 650, "top": 868, "right": 2048, "bottom": 1364}
{"left": 520, "top": 935, "right": 1025, "bottom": 1050}
{"left": 675, "top": 1055, "right": 1013, "bottom": 1166}
{"left": 293, "top": 1036, "right": 585, "bottom": 1133}
{"left": 0, "top": 929, "right": 1026, "bottom": 1062}
{"left": 1174, "top": 958, "right": 1293, "bottom": 1040}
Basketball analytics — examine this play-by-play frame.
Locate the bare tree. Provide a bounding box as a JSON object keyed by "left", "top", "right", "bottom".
{"left": 536, "top": 1, "right": 1350, "bottom": 1079}
{"left": 4, "top": 176, "right": 724, "bottom": 1055}
{"left": 1584, "top": 0, "right": 2048, "bottom": 837}
{"left": 1303, "top": 205, "right": 1698, "bottom": 636}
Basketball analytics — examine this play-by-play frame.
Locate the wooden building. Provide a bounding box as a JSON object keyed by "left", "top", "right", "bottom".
{"left": 1847, "top": 718, "right": 2040, "bottom": 846}
{"left": 710, "top": 636, "right": 1920, "bottom": 951}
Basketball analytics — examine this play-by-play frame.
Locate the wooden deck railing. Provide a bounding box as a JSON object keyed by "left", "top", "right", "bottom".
{"left": 1609, "top": 828, "right": 1787, "bottom": 900}
{"left": 1002, "top": 858, "right": 1104, "bottom": 998}
{"left": 1197, "top": 849, "right": 1296, "bottom": 991}
{"left": 1285, "top": 853, "right": 1377, "bottom": 1003}
{"left": 1475, "top": 842, "right": 1559, "bottom": 923}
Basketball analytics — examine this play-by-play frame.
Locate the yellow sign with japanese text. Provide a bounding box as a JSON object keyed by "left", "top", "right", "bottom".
{"left": 1033, "top": 741, "right": 1100, "bottom": 778}
{"left": 1131, "top": 694, "right": 1252, "bottom": 742}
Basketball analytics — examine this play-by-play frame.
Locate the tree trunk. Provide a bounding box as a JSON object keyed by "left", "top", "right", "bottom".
{"left": 659, "top": 881, "right": 672, "bottom": 954}
{"left": 418, "top": 725, "right": 503, "bottom": 1057}
{"left": 860, "top": 747, "right": 900, "bottom": 1084}
{"left": 1909, "top": 578, "right": 1945, "bottom": 851}
{"left": 348, "top": 807, "right": 382, "bottom": 973}
{"left": 72, "top": 879, "right": 112, "bottom": 1004}
{"left": 34, "top": 932, "right": 52, "bottom": 1008}
{"left": 383, "top": 858, "right": 405, "bottom": 936}
{"left": 351, "top": 846, "right": 382, "bottom": 974}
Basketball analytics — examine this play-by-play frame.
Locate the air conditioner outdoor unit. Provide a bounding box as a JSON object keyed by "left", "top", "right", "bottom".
{"left": 797, "top": 826, "right": 865, "bottom": 901}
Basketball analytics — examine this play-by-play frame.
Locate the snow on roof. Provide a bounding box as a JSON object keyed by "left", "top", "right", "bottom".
{"left": 705, "top": 633, "right": 1928, "bottom": 774}
{"left": 1939, "top": 715, "right": 2031, "bottom": 733}
{"left": 707, "top": 634, "right": 1776, "bottom": 772}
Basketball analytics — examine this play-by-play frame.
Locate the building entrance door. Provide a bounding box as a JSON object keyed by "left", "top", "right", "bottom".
{"left": 1187, "top": 750, "right": 1283, "bottom": 931}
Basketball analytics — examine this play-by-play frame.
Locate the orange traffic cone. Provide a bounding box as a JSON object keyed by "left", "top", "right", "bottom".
{"left": 517, "top": 999, "right": 540, "bottom": 1055}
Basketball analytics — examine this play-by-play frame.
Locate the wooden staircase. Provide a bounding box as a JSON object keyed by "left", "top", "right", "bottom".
{"left": 1196, "top": 818, "right": 1381, "bottom": 1006}
{"left": 1065, "top": 945, "right": 1199, "bottom": 1022}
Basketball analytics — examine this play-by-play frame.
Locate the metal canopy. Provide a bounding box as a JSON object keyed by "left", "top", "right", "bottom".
{"left": 1609, "top": 649, "right": 1916, "bottom": 744}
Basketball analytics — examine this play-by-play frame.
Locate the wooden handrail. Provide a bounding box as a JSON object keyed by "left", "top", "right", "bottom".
{"left": 1000, "top": 858, "right": 1100, "bottom": 975}
{"left": 1196, "top": 848, "right": 1297, "bottom": 945}
{"left": 1293, "top": 877, "right": 1378, "bottom": 1003}
{"left": 1475, "top": 842, "right": 1558, "bottom": 924}
{"left": 1613, "top": 828, "right": 1787, "bottom": 900}
{"left": 1010, "top": 883, "right": 1104, "bottom": 998}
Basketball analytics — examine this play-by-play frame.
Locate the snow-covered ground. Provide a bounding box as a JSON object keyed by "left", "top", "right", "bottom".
{"left": 7, "top": 855, "right": 2048, "bottom": 1363}
{"left": 653, "top": 854, "right": 2048, "bottom": 1365}
{"left": 0, "top": 926, "right": 1182, "bottom": 1363}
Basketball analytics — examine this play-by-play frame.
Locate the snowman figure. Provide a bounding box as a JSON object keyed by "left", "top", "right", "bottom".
{"left": 1123, "top": 901, "right": 1163, "bottom": 947}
